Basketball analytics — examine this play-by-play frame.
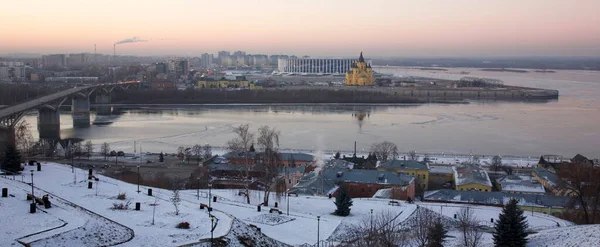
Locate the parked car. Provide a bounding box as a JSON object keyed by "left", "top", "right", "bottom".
{"left": 117, "top": 151, "right": 125, "bottom": 156}
{"left": 110, "top": 150, "right": 117, "bottom": 156}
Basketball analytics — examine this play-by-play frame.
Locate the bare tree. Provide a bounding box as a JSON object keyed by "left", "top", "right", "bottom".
{"left": 408, "top": 150, "right": 418, "bottom": 161}
{"left": 557, "top": 162, "right": 600, "bottom": 224}
{"left": 100, "top": 142, "right": 110, "bottom": 160}
{"left": 371, "top": 141, "right": 399, "bottom": 162}
{"left": 256, "top": 125, "right": 281, "bottom": 206}
{"left": 192, "top": 144, "right": 202, "bottom": 165}
{"left": 227, "top": 124, "right": 255, "bottom": 204}
{"left": 74, "top": 142, "right": 83, "bottom": 160}
{"left": 15, "top": 121, "right": 34, "bottom": 156}
{"left": 346, "top": 210, "right": 409, "bottom": 247}
{"left": 457, "top": 207, "right": 484, "bottom": 247}
{"left": 85, "top": 141, "right": 93, "bottom": 159}
{"left": 202, "top": 144, "right": 212, "bottom": 160}
{"left": 491, "top": 155, "right": 502, "bottom": 173}
{"left": 171, "top": 189, "right": 181, "bottom": 215}
{"left": 409, "top": 207, "right": 436, "bottom": 247}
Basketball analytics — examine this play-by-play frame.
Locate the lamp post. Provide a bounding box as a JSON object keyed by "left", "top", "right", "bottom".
{"left": 197, "top": 177, "right": 200, "bottom": 200}
{"left": 30, "top": 170, "right": 34, "bottom": 198}
{"left": 370, "top": 209, "right": 373, "bottom": 232}
{"left": 210, "top": 215, "right": 215, "bottom": 246}
{"left": 317, "top": 216, "right": 321, "bottom": 245}
{"left": 208, "top": 182, "right": 212, "bottom": 209}
{"left": 136, "top": 165, "right": 140, "bottom": 193}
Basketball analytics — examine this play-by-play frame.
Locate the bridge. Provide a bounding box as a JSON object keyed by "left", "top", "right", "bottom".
{"left": 0, "top": 81, "right": 140, "bottom": 151}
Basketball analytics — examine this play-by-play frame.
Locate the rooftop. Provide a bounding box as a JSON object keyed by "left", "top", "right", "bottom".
{"left": 378, "top": 160, "right": 428, "bottom": 170}
{"left": 424, "top": 189, "right": 570, "bottom": 208}
{"left": 290, "top": 160, "right": 413, "bottom": 195}
{"left": 453, "top": 162, "right": 492, "bottom": 187}
{"left": 429, "top": 165, "right": 454, "bottom": 174}
{"left": 497, "top": 175, "right": 546, "bottom": 194}
{"left": 533, "top": 167, "right": 560, "bottom": 187}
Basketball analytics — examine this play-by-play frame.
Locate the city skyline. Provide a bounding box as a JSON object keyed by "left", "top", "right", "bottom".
{"left": 1, "top": 0, "right": 599, "bottom": 57}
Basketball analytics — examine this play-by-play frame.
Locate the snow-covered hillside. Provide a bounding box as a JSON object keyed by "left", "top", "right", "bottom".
{"left": 0, "top": 162, "right": 594, "bottom": 247}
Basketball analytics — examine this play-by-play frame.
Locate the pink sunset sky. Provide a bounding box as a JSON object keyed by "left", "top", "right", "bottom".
{"left": 1, "top": 0, "right": 599, "bottom": 57}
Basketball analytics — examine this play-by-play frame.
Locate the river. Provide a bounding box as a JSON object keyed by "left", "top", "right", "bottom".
{"left": 21, "top": 67, "right": 600, "bottom": 158}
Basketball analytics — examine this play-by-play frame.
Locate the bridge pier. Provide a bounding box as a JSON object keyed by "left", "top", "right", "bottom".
{"left": 72, "top": 94, "right": 90, "bottom": 127}
{"left": 94, "top": 93, "right": 112, "bottom": 116}
{"left": 38, "top": 107, "right": 61, "bottom": 139}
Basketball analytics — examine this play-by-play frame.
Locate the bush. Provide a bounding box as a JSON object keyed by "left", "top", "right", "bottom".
{"left": 176, "top": 222, "right": 190, "bottom": 229}
{"left": 111, "top": 200, "right": 131, "bottom": 210}
{"left": 117, "top": 193, "right": 126, "bottom": 200}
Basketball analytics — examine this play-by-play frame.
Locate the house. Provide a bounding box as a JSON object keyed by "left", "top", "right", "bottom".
{"left": 428, "top": 165, "right": 454, "bottom": 190}
{"left": 497, "top": 175, "right": 545, "bottom": 195}
{"left": 290, "top": 160, "right": 415, "bottom": 200}
{"left": 453, "top": 162, "right": 492, "bottom": 192}
{"left": 378, "top": 160, "right": 429, "bottom": 190}
{"left": 424, "top": 189, "right": 571, "bottom": 216}
{"left": 342, "top": 153, "right": 378, "bottom": 170}
{"left": 536, "top": 156, "right": 562, "bottom": 173}
{"left": 279, "top": 165, "right": 307, "bottom": 188}
{"left": 221, "top": 152, "right": 314, "bottom": 167}
{"left": 572, "top": 154, "right": 593, "bottom": 166}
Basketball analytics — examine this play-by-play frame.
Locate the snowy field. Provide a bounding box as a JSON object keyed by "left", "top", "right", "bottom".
{"left": 1, "top": 161, "right": 596, "bottom": 247}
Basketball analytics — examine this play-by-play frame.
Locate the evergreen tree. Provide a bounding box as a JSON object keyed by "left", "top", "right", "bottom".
{"left": 334, "top": 151, "right": 341, "bottom": 159}
{"left": 249, "top": 144, "right": 255, "bottom": 152}
{"left": 1, "top": 144, "right": 22, "bottom": 173}
{"left": 159, "top": 152, "right": 164, "bottom": 162}
{"left": 493, "top": 199, "right": 529, "bottom": 247}
{"left": 334, "top": 188, "right": 353, "bottom": 216}
{"left": 427, "top": 220, "right": 449, "bottom": 247}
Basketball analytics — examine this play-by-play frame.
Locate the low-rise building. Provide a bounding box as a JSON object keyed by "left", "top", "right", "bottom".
{"left": 290, "top": 161, "right": 415, "bottom": 200}
{"left": 497, "top": 175, "right": 546, "bottom": 195}
{"left": 222, "top": 152, "right": 314, "bottom": 167}
{"left": 151, "top": 81, "right": 176, "bottom": 90}
{"left": 453, "top": 162, "right": 492, "bottom": 192}
{"left": 197, "top": 76, "right": 250, "bottom": 89}
{"left": 424, "top": 189, "right": 571, "bottom": 216}
{"left": 378, "top": 160, "right": 429, "bottom": 190}
{"left": 428, "top": 165, "right": 454, "bottom": 190}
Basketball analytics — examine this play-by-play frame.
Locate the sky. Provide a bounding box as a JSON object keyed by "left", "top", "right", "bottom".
{"left": 1, "top": 0, "right": 599, "bottom": 57}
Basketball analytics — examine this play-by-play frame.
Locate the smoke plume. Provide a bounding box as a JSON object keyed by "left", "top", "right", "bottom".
{"left": 312, "top": 135, "right": 326, "bottom": 175}
{"left": 114, "top": 36, "right": 147, "bottom": 45}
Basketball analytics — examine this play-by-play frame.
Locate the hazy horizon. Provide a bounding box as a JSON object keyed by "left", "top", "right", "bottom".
{"left": 2, "top": 0, "right": 599, "bottom": 57}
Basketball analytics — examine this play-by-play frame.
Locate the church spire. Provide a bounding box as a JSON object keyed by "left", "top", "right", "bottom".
{"left": 359, "top": 51, "right": 365, "bottom": 63}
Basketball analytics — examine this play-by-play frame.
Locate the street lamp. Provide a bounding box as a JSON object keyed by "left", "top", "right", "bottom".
{"left": 370, "top": 209, "right": 373, "bottom": 233}
{"left": 136, "top": 165, "right": 140, "bottom": 193}
{"left": 210, "top": 215, "right": 215, "bottom": 246}
{"left": 30, "top": 170, "right": 34, "bottom": 198}
{"left": 317, "top": 216, "right": 321, "bottom": 245}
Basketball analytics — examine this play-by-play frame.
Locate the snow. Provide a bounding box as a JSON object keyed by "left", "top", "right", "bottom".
{"left": 527, "top": 224, "right": 600, "bottom": 247}
{"left": 418, "top": 202, "right": 573, "bottom": 231}
{"left": 498, "top": 175, "right": 545, "bottom": 194}
{"left": 452, "top": 163, "right": 493, "bottom": 187}
{"left": 429, "top": 165, "right": 453, "bottom": 174}
{"left": 0, "top": 161, "right": 588, "bottom": 247}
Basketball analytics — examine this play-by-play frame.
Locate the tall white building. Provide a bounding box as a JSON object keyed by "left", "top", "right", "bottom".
{"left": 277, "top": 58, "right": 372, "bottom": 74}
{"left": 201, "top": 53, "right": 214, "bottom": 68}
{"left": 0, "top": 61, "right": 26, "bottom": 79}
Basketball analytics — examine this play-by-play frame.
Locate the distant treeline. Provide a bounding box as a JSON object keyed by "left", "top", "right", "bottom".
{"left": 112, "top": 88, "right": 424, "bottom": 104}
{"left": 0, "top": 84, "right": 67, "bottom": 106}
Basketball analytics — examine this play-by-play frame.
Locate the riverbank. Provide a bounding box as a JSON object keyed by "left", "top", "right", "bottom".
{"left": 110, "top": 87, "right": 557, "bottom": 105}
